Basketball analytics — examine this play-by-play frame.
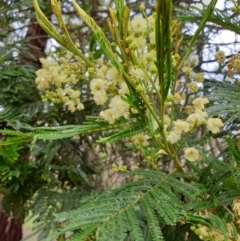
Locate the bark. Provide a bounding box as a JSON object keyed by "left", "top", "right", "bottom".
{"left": 0, "top": 211, "right": 22, "bottom": 241}
{"left": 20, "top": 16, "right": 49, "bottom": 67}
{"left": 0, "top": 195, "right": 22, "bottom": 241}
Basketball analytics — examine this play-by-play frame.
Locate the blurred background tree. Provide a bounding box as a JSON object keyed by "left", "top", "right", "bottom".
{"left": 1, "top": 0, "right": 240, "bottom": 240}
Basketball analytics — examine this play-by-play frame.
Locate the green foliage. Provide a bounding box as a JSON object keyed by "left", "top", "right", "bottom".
{"left": 45, "top": 170, "right": 204, "bottom": 241}
{"left": 23, "top": 186, "right": 84, "bottom": 241}
{"left": 0, "top": 63, "right": 42, "bottom": 130}
{"left": 43, "top": 163, "right": 240, "bottom": 241}
{"left": 176, "top": 6, "right": 240, "bottom": 36}
{"left": 206, "top": 82, "right": 240, "bottom": 122}
{"left": 0, "top": 144, "right": 46, "bottom": 217}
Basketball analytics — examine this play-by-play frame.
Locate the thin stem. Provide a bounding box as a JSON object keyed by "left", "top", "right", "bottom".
{"left": 168, "top": 143, "right": 184, "bottom": 172}
{"left": 155, "top": 0, "right": 165, "bottom": 119}
{"left": 173, "top": 125, "right": 195, "bottom": 157}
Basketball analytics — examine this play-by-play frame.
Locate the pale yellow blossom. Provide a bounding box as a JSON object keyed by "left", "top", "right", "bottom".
{"left": 188, "top": 82, "right": 199, "bottom": 93}
{"left": 182, "top": 66, "right": 192, "bottom": 75}
{"left": 109, "top": 95, "right": 129, "bottom": 118}
{"left": 233, "top": 59, "right": 240, "bottom": 72}
{"left": 173, "top": 93, "right": 182, "bottom": 104}
{"left": 194, "top": 72, "right": 204, "bottom": 83}
{"left": 130, "top": 15, "right": 148, "bottom": 33}
{"left": 131, "top": 134, "right": 150, "bottom": 146}
{"left": 129, "top": 67, "right": 144, "bottom": 81}
{"left": 90, "top": 78, "right": 108, "bottom": 105}
{"left": 90, "top": 78, "right": 108, "bottom": 94}
{"left": 93, "top": 92, "right": 107, "bottom": 105}
{"left": 66, "top": 101, "right": 76, "bottom": 112}
{"left": 233, "top": 199, "right": 240, "bottom": 217}
{"left": 187, "top": 110, "right": 208, "bottom": 126}
{"left": 215, "top": 50, "right": 225, "bottom": 63}
{"left": 164, "top": 115, "right": 171, "bottom": 128}
{"left": 147, "top": 14, "right": 155, "bottom": 28}
{"left": 118, "top": 82, "right": 129, "bottom": 95}
{"left": 106, "top": 67, "right": 123, "bottom": 83}
{"left": 97, "top": 65, "right": 108, "bottom": 78}
{"left": 76, "top": 103, "right": 84, "bottom": 110}
{"left": 166, "top": 131, "right": 181, "bottom": 144}
{"left": 37, "top": 80, "right": 49, "bottom": 91}
{"left": 173, "top": 120, "right": 190, "bottom": 134}
{"left": 182, "top": 62, "right": 192, "bottom": 75}
{"left": 100, "top": 109, "right": 116, "bottom": 124}
{"left": 206, "top": 118, "right": 224, "bottom": 133}
{"left": 36, "top": 50, "right": 85, "bottom": 112}
{"left": 133, "top": 36, "right": 146, "bottom": 51}
{"left": 192, "top": 97, "right": 209, "bottom": 110}
{"left": 39, "top": 58, "right": 56, "bottom": 68}
{"left": 198, "top": 225, "right": 210, "bottom": 239}
{"left": 61, "top": 96, "right": 69, "bottom": 103}
{"left": 184, "top": 147, "right": 199, "bottom": 162}
{"left": 71, "top": 90, "right": 80, "bottom": 99}
{"left": 183, "top": 105, "right": 194, "bottom": 115}
{"left": 149, "top": 31, "right": 155, "bottom": 45}
{"left": 172, "top": 54, "right": 180, "bottom": 67}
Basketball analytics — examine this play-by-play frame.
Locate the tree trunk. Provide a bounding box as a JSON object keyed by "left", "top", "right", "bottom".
{"left": 0, "top": 195, "right": 22, "bottom": 241}
{"left": 20, "top": 15, "right": 49, "bottom": 67}
{"left": 0, "top": 211, "right": 22, "bottom": 241}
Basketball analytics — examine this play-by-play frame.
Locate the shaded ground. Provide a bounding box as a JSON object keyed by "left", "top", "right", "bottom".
{"left": 22, "top": 225, "right": 37, "bottom": 241}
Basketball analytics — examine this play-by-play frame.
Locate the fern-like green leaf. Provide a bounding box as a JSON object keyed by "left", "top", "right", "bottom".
{"left": 68, "top": 226, "right": 96, "bottom": 241}
{"left": 33, "top": 0, "right": 94, "bottom": 67}
{"left": 72, "top": 0, "right": 120, "bottom": 70}
{"left": 0, "top": 118, "right": 128, "bottom": 147}
{"left": 206, "top": 82, "right": 240, "bottom": 122}
{"left": 150, "top": 192, "right": 179, "bottom": 225}
{"left": 186, "top": 213, "right": 233, "bottom": 240}
{"left": 97, "top": 122, "right": 145, "bottom": 143}
{"left": 141, "top": 197, "right": 164, "bottom": 241}
{"left": 208, "top": 215, "right": 229, "bottom": 240}
{"left": 217, "top": 189, "right": 240, "bottom": 206}
{"left": 46, "top": 170, "right": 205, "bottom": 241}
{"left": 176, "top": 6, "right": 240, "bottom": 36}
{"left": 114, "top": 0, "right": 124, "bottom": 34}
{"left": 125, "top": 208, "right": 145, "bottom": 241}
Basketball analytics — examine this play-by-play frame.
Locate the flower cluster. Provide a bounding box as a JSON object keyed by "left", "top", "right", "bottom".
{"left": 227, "top": 53, "right": 240, "bottom": 77}
{"left": 131, "top": 133, "right": 150, "bottom": 147}
{"left": 167, "top": 97, "right": 223, "bottom": 138}
{"left": 190, "top": 199, "right": 240, "bottom": 240}
{"left": 233, "top": 199, "right": 240, "bottom": 228}
{"left": 215, "top": 50, "right": 226, "bottom": 64}
{"left": 191, "top": 223, "right": 240, "bottom": 241}
{"left": 85, "top": 13, "right": 159, "bottom": 123}
{"left": 35, "top": 48, "right": 86, "bottom": 112}
{"left": 87, "top": 61, "right": 130, "bottom": 123}
{"left": 165, "top": 97, "right": 223, "bottom": 161}
{"left": 35, "top": 7, "right": 225, "bottom": 167}
{"left": 184, "top": 147, "right": 200, "bottom": 162}
{"left": 89, "top": 12, "right": 224, "bottom": 163}
{"left": 112, "top": 163, "right": 128, "bottom": 172}
{"left": 181, "top": 60, "right": 205, "bottom": 93}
